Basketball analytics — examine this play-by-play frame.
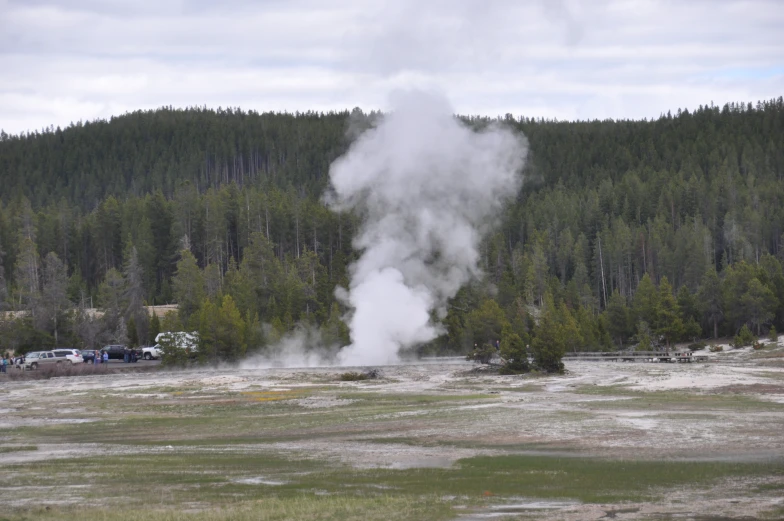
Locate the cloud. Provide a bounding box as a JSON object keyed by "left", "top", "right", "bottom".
{"left": 1, "top": 0, "right": 782, "bottom": 133}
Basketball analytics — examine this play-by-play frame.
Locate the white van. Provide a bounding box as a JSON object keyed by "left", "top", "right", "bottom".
{"left": 145, "top": 332, "right": 199, "bottom": 359}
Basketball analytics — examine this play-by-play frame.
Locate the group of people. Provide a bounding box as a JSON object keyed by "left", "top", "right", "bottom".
{"left": 123, "top": 349, "right": 139, "bottom": 363}
{"left": 1, "top": 354, "right": 27, "bottom": 371}
{"left": 89, "top": 350, "right": 110, "bottom": 364}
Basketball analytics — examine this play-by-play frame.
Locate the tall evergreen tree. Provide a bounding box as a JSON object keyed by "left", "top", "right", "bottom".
{"left": 604, "top": 289, "right": 631, "bottom": 347}
{"left": 39, "top": 252, "right": 70, "bottom": 345}
{"left": 530, "top": 294, "right": 566, "bottom": 373}
{"left": 655, "top": 276, "right": 682, "bottom": 348}
{"left": 698, "top": 267, "right": 723, "bottom": 339}
{"left": 124, "top": 245, "right": 148, "bottom": 343}
{"left": 172, "top": 250, "right": 205, "bottom": 325}
{"left": 149, "top": 311, "right": 161, "bottom": 344}
{"left": 741, "top": 278, "right": 777, "bottom": 335}
{"left": 0, "top": 236, "right": 6, "bottom": 310}
{"left": 14, "top": 235, "right": 40, "bottom": 312}
{"left": 633, "top": 273, "right": 658, "bottom": 328}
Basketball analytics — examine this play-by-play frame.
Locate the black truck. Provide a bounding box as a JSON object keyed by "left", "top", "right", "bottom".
{"left": 100, "top": 345, "right": 140, "bottom": 361}
{"left": 101, "top": 345, "right": 126, "bottom": 360}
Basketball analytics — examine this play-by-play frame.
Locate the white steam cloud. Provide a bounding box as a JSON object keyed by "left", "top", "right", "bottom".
{"left": 238, "top": 326, "right": 340, "bottom": 369}
{"left": 326, "top": 90, "right": 527, "bottom": 366}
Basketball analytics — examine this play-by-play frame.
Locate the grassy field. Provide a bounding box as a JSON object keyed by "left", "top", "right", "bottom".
{"left": 1, "top": 362, "right": 783, "bottom": 520}
{"left": 3, "top": 452, "right": 782, "bottom": 521}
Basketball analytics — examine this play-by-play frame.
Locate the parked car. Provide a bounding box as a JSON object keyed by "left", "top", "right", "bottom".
{"left": 142, "top": 345, "right": 163, "bottom": 360}
{"left": 101, "top": 345, "right": 128, "bottom": 360}
{"left": 80, "top": 350, "right": 97, "bottom": 363}
{"left": 24, "top": 351, "right": 61, "bottom": 370}
{"left": 53, "top": 348, "right": 82, "bottom": 364}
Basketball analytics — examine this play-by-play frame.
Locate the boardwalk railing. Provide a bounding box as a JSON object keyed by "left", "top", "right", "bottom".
{"left": 563, "top": 351, "right": 710, "bottom": 363}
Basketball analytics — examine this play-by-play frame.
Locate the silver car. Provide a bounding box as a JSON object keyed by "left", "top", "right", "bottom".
{"left": 53, "top": 349, "right": 83, "bottom": 364}
{"left": 24, "top": 351, "right": 61, "bottom": 370}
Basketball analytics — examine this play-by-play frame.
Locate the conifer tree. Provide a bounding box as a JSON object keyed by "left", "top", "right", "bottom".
{"left": 698, "top": 268, "right": 723, "bottom": 339}
{"left": 530, "top": 294, "right": 566, "bottom": 373}
{"left": 633, "top": 273, "right": 658, "bottom": 327}
{"left": 465, "top": 299, "right": 510, "bottom": 348}
{"left": 321, "top": 302, "right": 349, "bottom": 347}
{"left": 38, "top": 252, "right": 70, "bottom": 345}
{"left": 558, "top": 303, "right": 583, "bottom": 353}
{"left": 741, "top": 278, "right": 777, "bottom": 335}
{"left": 197, "top": 295, "right": 246, "bottom": 362}
{"left": 14, "top": 235, "right": 40, "bottom": 312}
{"left": 124, "top": 245, "right": 148, "bottom": 342}
{"left": 149, "top": 311, "right": 161, "bottom": 344}
{"left": 604, "top": 289, "right": 631, "bottom": 348}
{"left": 127, "top": 316, "right": 139, "bottom": 347}
{"left": 499, "top": 329, "right": 528, "bottom": 373}
{"left": 172, "top": 250, "right": 205, "bottom": 325}
{"left": 655, "top": 276, "right": 682, "bottom": 348}
{"left": 0, "top": 237, "right": 6, "bottom": 310}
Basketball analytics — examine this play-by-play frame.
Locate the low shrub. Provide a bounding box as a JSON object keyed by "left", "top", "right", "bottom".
{"left": 363, "top": 368, "right": 381, "bottom": 379}
{"left": 466, "top": 343, "right": 497, "bottom": 365}
{"left": 4, "top": 363, "right": 157, "bottom": 381}
{"left": 709, "top": 344, "right": 723, "bottom": 353}
{"left": 338, "top": 369, "right": 381, "bottom": 381}
{"left": 339, "top": 372, "right": 368, "bottom": 381}
{"left": 687, "top": 341, "right": 707, "bottom": 351}
{"left": 732, "top": 325, "right": 756, "bottom": 348}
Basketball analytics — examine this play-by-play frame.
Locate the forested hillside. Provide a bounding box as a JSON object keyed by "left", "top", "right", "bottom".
{"left": 1, "top": 98, "right": 783, "bottom": 361}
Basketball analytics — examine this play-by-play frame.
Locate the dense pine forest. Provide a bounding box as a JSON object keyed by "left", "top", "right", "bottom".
{"left": 1, "top": 98, "right": 783, "bottom": 363}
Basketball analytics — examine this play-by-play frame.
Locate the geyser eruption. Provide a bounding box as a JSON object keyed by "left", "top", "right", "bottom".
{"left": 326, "top": 90, "right": 527, "bottom": 366}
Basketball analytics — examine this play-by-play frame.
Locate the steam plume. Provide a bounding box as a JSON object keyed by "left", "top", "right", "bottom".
{"left": 326, "top": 90, "right": 527, "bottom": 366}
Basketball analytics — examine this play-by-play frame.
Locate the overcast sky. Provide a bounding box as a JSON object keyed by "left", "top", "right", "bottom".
{"left": 1, "top": 0, "right": 782, "bottom": 134}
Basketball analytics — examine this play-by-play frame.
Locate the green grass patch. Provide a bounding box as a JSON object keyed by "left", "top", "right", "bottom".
{"left": 340, "top": 392, "right": 497, "bottom": 404}
{"left": 575, "top": 386, "right": 784, "bottom": 411}
{"left": 444, "top": 455, "right": 783, "bottom": 502}
{"left": 0, "top": 445, "right": 37, "bottom": 453}
{"left": 358, "top": 436, "right": 579, "bottom": 454}
{"left": 4, "top": 451, "right": 781, "bottom": 510}
{"left": 7, "top": 394, "right": 490, "bottom": 448}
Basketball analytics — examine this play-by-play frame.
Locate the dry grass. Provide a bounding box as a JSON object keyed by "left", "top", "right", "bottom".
{"left": 339, "top": 371, "right": 371, "bottom": 381}
{"left": 2, "top": 363, "right": 158, "bottom": 380}
{"left": 6, "top": 495, "right": 454, "bottom": 521}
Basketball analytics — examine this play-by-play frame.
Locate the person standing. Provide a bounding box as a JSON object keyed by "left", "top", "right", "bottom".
{"left": 102, "top": 351, "right": 108, "bottom": 364}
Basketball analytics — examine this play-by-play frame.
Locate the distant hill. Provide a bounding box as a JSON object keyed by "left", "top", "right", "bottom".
{"left": 1, "top": 98, "right": 783, "bottom": 354}
{"left": 0, "top": 107, "right": 354, "bottom": 209}
{"left": 2, "top": 99, "right": 782, "bottom": 209}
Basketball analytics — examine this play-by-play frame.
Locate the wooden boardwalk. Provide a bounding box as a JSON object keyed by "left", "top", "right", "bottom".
{"left": 563, "top": 351, "right": 710, "bottom": 363}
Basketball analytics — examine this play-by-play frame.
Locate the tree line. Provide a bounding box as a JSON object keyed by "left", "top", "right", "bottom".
{"left": 1, "top": 98, "right": 783, "bottom": 370}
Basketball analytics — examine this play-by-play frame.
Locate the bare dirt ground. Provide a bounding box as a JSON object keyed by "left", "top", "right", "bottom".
{"left": 1, "top": 342, "right": 783, "bottom": 520}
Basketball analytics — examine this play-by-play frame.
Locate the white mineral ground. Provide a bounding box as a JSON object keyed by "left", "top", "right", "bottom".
{"left": 1, "top": 341, "right": 783, "bottom": 519}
